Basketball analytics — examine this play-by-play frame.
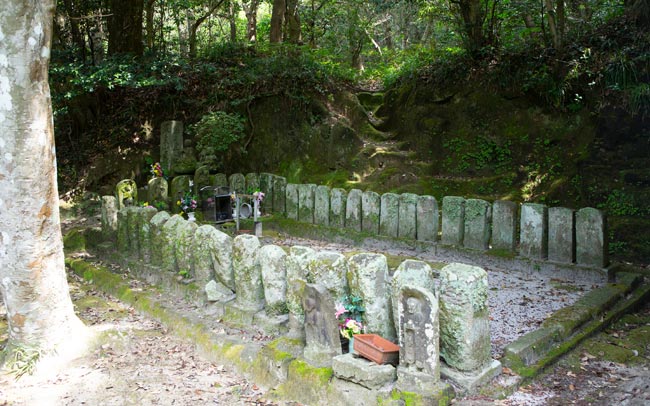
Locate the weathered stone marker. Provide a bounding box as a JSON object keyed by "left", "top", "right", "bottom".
{"left": 306, "top": 251, "right": 349, "bottom": 301}
{"left": 345, "top": 189, "right": 363, "bottom": 232}
{"left": 232, "top": 234, "right": 263, "bottom": 311}
{"left": 101, "top": 196, "right": 118, "bottom": 240}
{"left": 229, "top": 173, "right": 246, "bottom": 194}
{"left": 398, "top": 193, "right": 418, "bottom": 239}
{"left": 259, "top": 173, "right": 274, "bottom": 213}
{"left": 441, "top": 196, "right": 465, "bottom": 246}
{"left": 348, "top": 253, "right": 395, "bottom": 341}
{"left": 160, "top": 120, "right": 183, "bottom": 176}
{"left": 391, "top": 260, "right": 437, "bottom": 340}
{"left": 397, "top": 285, "right": 440, "bottom": 393}
{"left": 520, "top": 203, "right": 548, "bottom": 259}
{"left": 272, "top": 176, "right": 287, "bottom": 214}
{"left": 417, "top": 195, "right": 439, "bottom": 242}
{"left": 362, "top": 191, "right": 381, "bottom": 235}
{"left": 463, "top": 199, "right": 491, "bottom": 250}
{"left": 149, "top": 211, "right": 170, "bottom": 266}
{"left": 302, "top": 283, "right": 342, "bottom": 367}
{"left": 258, "top": 245, "right": 288, "bottom": 315}
{"left": 286, "top": 246, "right": 316, "bottom": 341}
{"left": 439, "top": 262, "right": 501, "bottom": 393}
{"left": 576, "top": 207, "right": 608, "bottom": 267}
{"left": 491, "top": 200, "right": 518, "bottom": 252}
{"left": 136, "top": 206, "right": 158, "bottom": 262}
{"left": 380, "top": 193, "right": 399, "bottom": 238}
{"left": 116, "top": 179, "right": 138, "bottom": 210}
{"left": 314, "top": 185, "right": 330, "bottom": 226}
{"left": 548, "top": 207, "right": 575, "bottom": 263}
{"left": 285, "top": 183, "right": 299, "bottom": 220}
{"left": 297, "top": 184, "right": 317, "bottom": 224}
{"left": 329, "top": 188, "right": 347, "bottom": 228}
{"left": 147, "top": 177, "right": 168, "bottom": 207}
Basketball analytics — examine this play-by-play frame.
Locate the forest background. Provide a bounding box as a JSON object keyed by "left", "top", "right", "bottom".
{"left": 50, "top": 0, "right": 649, "bottom": 263}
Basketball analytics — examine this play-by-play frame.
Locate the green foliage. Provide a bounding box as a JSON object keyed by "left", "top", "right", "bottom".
{"left": 191, "top": 111, "right": 246, "bottom": 169}
{"left": 597, "top": 189, "right": 641, "bottom": 216}
{"left": 3, "top": 345, "right": 42, "bottom": 379}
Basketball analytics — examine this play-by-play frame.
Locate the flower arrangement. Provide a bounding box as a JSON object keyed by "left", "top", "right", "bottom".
{"left": 253, "top": 190, "right": 265, "bottom": 202}
{"left": 177, "top": 191, "right": 198, "bottom": 214}
{"left": 150, "top": 162, "right": 165, "bottom": 179}
{"left": 336, "top": 295, "right": 365, "bottom": 339}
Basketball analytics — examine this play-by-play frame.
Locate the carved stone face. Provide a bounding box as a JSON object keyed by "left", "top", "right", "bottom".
{"left": 406, "top": 297, "right": 419, "bottom": 314}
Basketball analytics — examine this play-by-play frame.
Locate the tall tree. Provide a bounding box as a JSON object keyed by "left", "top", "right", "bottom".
{"left": 270, "top": 0, "right": 286, "bottom": 42}
{"left": 108, "top": 0, "right": 145, "bottom": 55}
{"left": 0, "top": 0, "right": 86, "bottom": 370}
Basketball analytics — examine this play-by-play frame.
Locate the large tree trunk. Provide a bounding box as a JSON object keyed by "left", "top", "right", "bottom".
{"left": 270, "top": 0, "right": 286, "bottom": 43}
{"left": 242, "top": 0, "right": 260, "bottom": 42}
{"left": 145, "top": 0, "right": 156, "bottom": 51}
{"left": 285, "top": 0, "right": 301, "bottom": 44}
{"left": 0, "top": 0, "right": 86, "bottom": 368}
{"left": 108, "top": 0, "right": 144, "bottom": 55}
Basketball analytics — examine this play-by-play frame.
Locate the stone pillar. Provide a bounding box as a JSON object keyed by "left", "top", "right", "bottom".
{"left": 520, "top": 203, "right": 548, "bottom": 260}
{"left": 329, "top": 188, "right": 347, "bottom": 228}
{"left": 362, "top": 191, "right": 381, "bottom": 235}
{"left": 391, "top": 260, "right": 437, "bottom": 340}
{"left": 314, "top": 185, "right": 330, "bottom": 226}
{"left": 285, "top": 183, "right": 299, "bottom": 220}
{"left": 576, "top": 208, "right": 608, "bottom": 267}
{"left": 214, "top": 173, "right": 228, "bottom": 188}
{"left": 548, "top": 207, "right": 575, "bottom": 263}
{"left": 232, "top": 234, "right": 263, "bottom": 311}
{"left": 441, "top": 196, "right": 465, "bottom": 246}
{"left": 101, "top": 196, "right": 118, "bottom": 240}
{"left": 229, "top": 173, "right": 246, "bottom": 194}
{"left": 245, "top": 173, "right": 260, "bottom": 193}
{"left": 302, "top": 283, "right": 343, "bottom": 367}
{"left": 399, "top": 193, "right": 418, "bottom": 239}
{"left": 286, "top": 246, "right": 316, "bottom": 341}
{"left": 126, "top": 207, "right": 140, "bottom": 256}
{"left": 491, "top": 200, "right": 518, "bottom": 252}
{"left": 174, "top": 220, "right": 198, "bottom": 277}
{"left": 397, "top": 286, "right": 440, "bottom": 393}
{"left": 259, "top": 173, "right": 275, "bottom": 213}
{"left": 417, "top": 195, "right": 439, "bottom": 242}
{"left": 258, "top": 245, "right": 288, "bottom": 315}
{"left": 345, "top": 189, "right": 363, "bottom": 232}
{"left": 306, "top": 251, "right": 349, "bottom": 301}
{"left": 439, "top": 263, "right": 491, "bottom": 372}
{"left": 380, "top": 193, "right": 399, "bottom": 238}
{"left": 273, "top": 176, "right": 287, "bottom": 214}
{"left": 160, "top": 120, "right": 183, "bottom": 176}
{"left": 117, "top": 208, "right": 129, "bottom": 252}
{"left": 137, "top": 206, "right": 158, "bottom": 262}
{"left": 147, "top": 177, "right": 168, "bottom": 207}
{"left": 170, "top": 175, "right": 192, "bottom": 214}
{"left": 298, "top": 184, "right": 317, "bottom": 224}
{"left": 192, "top": 226, "right": 234, "bottom": 296}
{"left": 160, "top": 214, "right": 185, "bottom": 272}
{"left": 149, "top": 211, "right": 170, "bottom": 266}
{"left": 348, "top": 253, "right": 395, "bottom": 341}
{"left": 194, "top": 166, "right": 212, "bottom": 195}
{"left": 116, "top": 179, "right": 137, "bottom": 210}
{"left": 463, "top": 199, "right": 492, "bottom": 251}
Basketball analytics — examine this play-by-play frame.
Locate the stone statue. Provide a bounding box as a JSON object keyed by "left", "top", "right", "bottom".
{"left": 116, "top": 179, "right": 137, "bottom": 210}
{"left": 302, "top": 283, "right": 342, "bottom": 367}
{"left": 403, "top": 296, "right": 425, "bottom": 370}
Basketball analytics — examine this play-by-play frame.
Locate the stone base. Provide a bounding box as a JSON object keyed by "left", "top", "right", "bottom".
{"left": 253, "top": 312, "right": 289, "bottom": 335}
{"left": 396, "top": 366, "right": 441, "bottom": 394}
{"left": 222, "top": 302, "right": 261, "bottom": 327}
{"left": 303, "top": 343, "right": 341, "bottom": 368}
{"left": 333, "top": 353, "right": 396, "bottom": 389}
{"left": 332, "top": 377, "right": 394, "bottom": 405}
{"left": 440, "top": 359, "right": 502, "bottom": 394}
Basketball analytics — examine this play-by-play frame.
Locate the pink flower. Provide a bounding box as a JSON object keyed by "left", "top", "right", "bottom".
{"left": 335, "top": 303, "right": 347, "bottom": 318}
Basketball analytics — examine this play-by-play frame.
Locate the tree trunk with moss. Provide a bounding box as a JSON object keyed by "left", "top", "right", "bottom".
{"left": 0, "top": 0, "right": 85, "bottom": 371}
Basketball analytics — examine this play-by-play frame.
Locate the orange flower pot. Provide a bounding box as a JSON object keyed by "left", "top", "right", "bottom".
{"left": 353, "top": 334, "right": 400, "bottom": 365}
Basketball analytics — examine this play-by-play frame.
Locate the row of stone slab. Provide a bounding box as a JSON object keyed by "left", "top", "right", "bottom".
{"left": 103, "top": 201, "right": 500, "bottom": 394}
{"left": 116, "top": 172, "right": 609, "bottom": 268}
